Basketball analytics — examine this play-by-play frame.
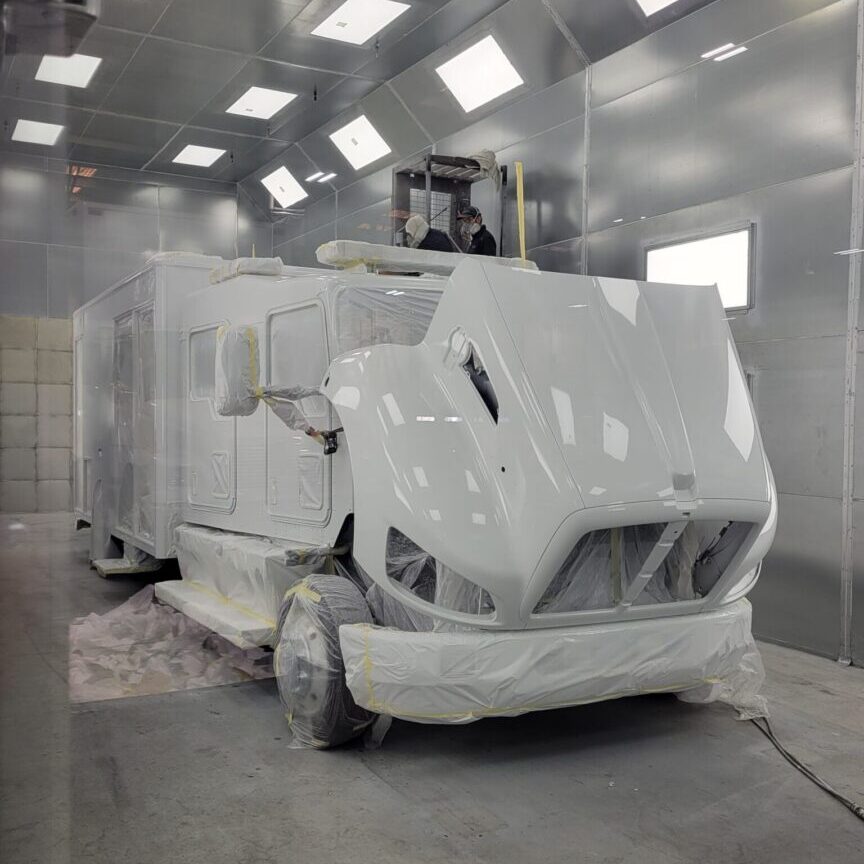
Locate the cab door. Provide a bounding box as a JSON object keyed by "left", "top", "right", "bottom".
{"left": 265, "top": 301, "right": 332, "bottom": 525}
{"left": 186, "top": 323, "right": 237, "bottom": 512}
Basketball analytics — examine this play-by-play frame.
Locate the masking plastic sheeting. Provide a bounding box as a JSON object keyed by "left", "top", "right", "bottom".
{"left": 154, "top": 524, "right": 335, "bottom": 648}
{"left": 209, "top": 257, "right": 284, "bottom": 284}
{"left": 324, "top": 281, "right": 443, "bottom": 357}
{"left": 339, "top": 599, "right": 767, "bottom": 725}
{"left": 70, "top": 586, "right": 273, "bottom": 703}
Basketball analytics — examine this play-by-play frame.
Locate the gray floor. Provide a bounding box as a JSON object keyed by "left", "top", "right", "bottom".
{"left": 1, "top": 514, "right": 862, "bottom": 864}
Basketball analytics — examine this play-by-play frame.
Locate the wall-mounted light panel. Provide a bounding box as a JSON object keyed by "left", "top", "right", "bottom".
{"left": 312, "top": 0, "right": 410, "bottom": 45}
{"left": 36, "top": 53, "right": 102, "bottom": 88}
{"left": 633, "top": 0, "right": 682, "bottom": 16}
{"left": 329, "top": 114, "right": 391, "bottom": 170}
{"left": 646, "top": 228, "right": 753, "bottom": 311}
{"left": 173, "top": 145, "right": 226, "bottom": 167}
{"left": 12, "top": 119, "right": 64, "bottom": 145}
{"left": 261, "top": 165, "right": 307, "bottom": 208}
{"left": 226, "top": 86, "right": 297, "bottom": 119}
{"left": 435, "top": 35, "right": 523, "bottom": 113}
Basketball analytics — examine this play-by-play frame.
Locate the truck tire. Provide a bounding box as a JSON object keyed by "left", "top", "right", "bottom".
{"left": 274, "top": 575, "right": 376, "bottom": 749}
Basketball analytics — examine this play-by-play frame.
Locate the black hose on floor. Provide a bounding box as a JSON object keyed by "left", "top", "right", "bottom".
{"left": 750, "top": 717, "right": 864, "bottom": 822}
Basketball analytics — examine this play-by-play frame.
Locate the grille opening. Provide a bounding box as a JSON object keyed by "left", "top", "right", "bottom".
{"left": 385, "top": 528, "right": 495, "bottom": 616}
{"left": 533, "top": 521, "right": 754, "bottom": 615}
{"left": 463, "top": 348, "right": 498, "bottom": 423}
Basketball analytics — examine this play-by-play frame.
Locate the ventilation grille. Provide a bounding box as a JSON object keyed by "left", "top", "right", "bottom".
{"left": 533, "top": 521, "right": 753, "bottom": 615}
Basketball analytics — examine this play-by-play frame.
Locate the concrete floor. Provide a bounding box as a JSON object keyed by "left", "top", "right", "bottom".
{"left": 1, "top": 514, "right": 862, "bottom": 864}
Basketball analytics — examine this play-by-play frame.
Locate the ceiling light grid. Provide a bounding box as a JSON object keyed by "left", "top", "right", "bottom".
{"left": 329, "top": 114, "right": 391, "bottom": 170}
{"left": 12, "top": 119, "right": 64, "bottom": 146}
{"left": 226, "top": 86, "right": 297, "bottom": 120}
{"left": 435, "top": 35, "right": 524, "bottom": 113}
{"left": 261, "top": 165, "right": 307, "bottom": 208}
{"left": 312, "top": 0, "right": 410, "bottom": 45}
{"left": 173, "top": 144, "right": 226, "bottom": 167}
{"left": 36, "top": 53, "right": 102, "bottom": 88}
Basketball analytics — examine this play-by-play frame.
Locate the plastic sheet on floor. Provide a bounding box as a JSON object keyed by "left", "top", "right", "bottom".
{"left": 68, "top": 586, "right": 273, "bottom": 703}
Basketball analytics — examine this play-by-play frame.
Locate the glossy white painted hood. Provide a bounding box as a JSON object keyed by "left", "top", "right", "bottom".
{"left": 323, "top": 259, "right": 774, "bottom": 629}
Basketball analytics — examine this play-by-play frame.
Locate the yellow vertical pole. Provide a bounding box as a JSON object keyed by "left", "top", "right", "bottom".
{"left": 515, "top": 160, "right": 527, "bottom": 261}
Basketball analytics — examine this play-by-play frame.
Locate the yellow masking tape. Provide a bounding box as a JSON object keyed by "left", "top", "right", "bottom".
{"left": 186, "top": 580, "right": 276, "bottom": 628}
{"left": 284, "top": 580, "right": 322, "bottom": 604}
{"left": 515, "top": 161, "right": 527, "bottom": 261}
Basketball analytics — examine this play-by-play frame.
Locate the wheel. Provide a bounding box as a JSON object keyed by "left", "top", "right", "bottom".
{"left": 274, "top": 575, "right": 376, "bottom": 749}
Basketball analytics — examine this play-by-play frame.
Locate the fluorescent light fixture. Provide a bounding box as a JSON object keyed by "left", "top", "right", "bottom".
{"left": 261, "top": 165, "right": 307, "bottom": 208}
{"left": 35, "top": 53, "right": 102, "bottom": 88}
{"left": 435, "top": 35, "right": 523, "bottom": 113}
{"left": 329, "top": 114, "right": 391, "bottom": 170}
{"left": 647, "top": 228, "right": 751, "bottom": 310}
{"left": 312, "top": 0, "right": 410, "bottom": 45}
{"left": 173, "top": 144, "right": 226, "bottom": 167}
{"left": 11, "top": 119, "right": 63, "bottom": 145}
{"left": 305, "top": 171, "right": 325, "bottom": 181}
{"left": 713, "top": 45, "right": 747, "bottom": 62}
{"left": 318, "top": 172, "right": 337, "bottom": 182}
{"left": 633, "top": 0, "right": 681, "bottom": 16}
{"left": 701, "top": 42, "right": 735, "bottom": 59}
{"left": 613, "top": 218, "right": 624, "bottom": 224}
{"left": 225, "top": 86, "right": 297, "bottom": 119}
{"left": 835, "top": 248, "right": 864, "bottom": 256}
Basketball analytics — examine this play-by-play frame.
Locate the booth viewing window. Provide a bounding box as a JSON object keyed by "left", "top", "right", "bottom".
{"left": 646, "top": 227, "right": 753, "bottom": 311}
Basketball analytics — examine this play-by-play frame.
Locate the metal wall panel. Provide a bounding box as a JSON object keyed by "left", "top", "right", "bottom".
{"left": 750, "top": 492, "right": 842, "bottom": 659}
{"left": 737, "top": 336, "right": 846, "bottom": 500}
{"left": 237, "top": 189, "right": 273, "bottom": 258}
{"left": 0, "top": 240, "right": 47, "bottom": 317}
{"left": 525, "top": 237, "right": 583, "bottom": 274}
{"left": 47, "top": 179, "right": 159, "bottom": 257}
{"left": 274, "top": 223, "right": 336, "bottom": 268}
{"left": 851, "top": 500, "right": 864, "bottom": 664}
{"left": 591, "top": 0, "right": 842, "bottom": 108}
{"left": 46, "top": 246, "right": 149, "bottom": 317}
{"left": 587, "top": 2, "right": 856, "bottom": 231}
{"left": 586, "top": 169, "right": 854, "bottom": 342}
{"left": 335, "top": 198, "right": 394, "bottom": 246}
{"left": 156, "top": 187, "right": 238, "bottom": 260}
{"left": 495, "top": 116, "right": 585, "bottom": 253}
{"left": 0, "top": 160, "right": 62, "bottom": 245}
{"left": 273, "top": 193, "right": 337, "bottom": 248}
{"left": 336, "top": 165, "right": 397, "bottom": 219}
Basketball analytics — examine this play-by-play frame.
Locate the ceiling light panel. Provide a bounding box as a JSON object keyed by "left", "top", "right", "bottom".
{"left": 173, "top": 145, "right": 226, "bottom": 167}
{"left": 701, "top": 43, "right": 735, "bottom": 59}
{"left": 35, "top": 53, "right": 102, "bottom": 88}
{"left": 226, "top": 86, "right": 297, "bottom": 120}
{"left": 12, "top": 119, "right": 64, "bottom": 146}
{"left": 261, "top": 165, "right": 307, "bottom": 208}
{"left": 633, "top": 0, "right": 682, "bottom": 15}
{"left": 329, "top": 115, "right": 391, "bottom": 170}
{"left": 305, "top": 171, "right": 325, "bottom": 181}
{"left": 435, "top": 35, "right": 523, "bottom": 113}
{"left": 312, "top": 0, "right": 410, "bottom": 45}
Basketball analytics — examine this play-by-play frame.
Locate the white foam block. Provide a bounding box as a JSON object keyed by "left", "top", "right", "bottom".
{"left": 0, "top": 480, "right": 37, "bottom": 513}
{"left": 37, "top": 384, "right": 71, "bottom": 416}
{"left": 1, "top": 448, "right": 35, "bottom": 481}
{"left": 37, "top": 448, "right": 70, "bottom": 480}
{"left": 37, "top": 351, "right": 72, "bottom": 384}
{"left": 37, "top": 479, "right": 71, "bottom": 512}
{"left": 37, "top": 415, "right": 71, "bottom": 448}
{"left": 37, "top": 318, "right": 72, "bottom": 351}
{"left": 1, "top": 416, "right": 36, "bottom": 448}
{"left": 0, "top": 349, "right": 36, "bottom": 383}
{"left": 0, "top": 383, "right": 37, "bottom": 416}
{"left": 0, "top": 316, "right": 36, "bottom": 349}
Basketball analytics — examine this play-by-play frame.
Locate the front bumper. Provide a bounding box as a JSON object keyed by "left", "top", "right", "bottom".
{"left": 339, "top": 599, "right": 764, "bottom": 724}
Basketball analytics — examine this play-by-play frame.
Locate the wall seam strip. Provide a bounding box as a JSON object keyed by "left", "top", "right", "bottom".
{"left": 580, "top": 66, "right": 592, "bottom": 275}
{"left": 839, "top": 0, "right": 864, "bottom": 665}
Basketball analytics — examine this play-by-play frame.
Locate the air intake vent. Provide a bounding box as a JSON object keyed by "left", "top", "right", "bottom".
{"left": 533, "top": 521, "right": 754, "bottom": 615}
